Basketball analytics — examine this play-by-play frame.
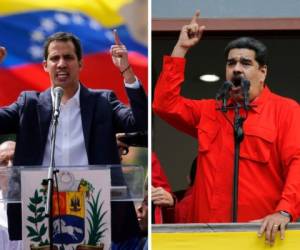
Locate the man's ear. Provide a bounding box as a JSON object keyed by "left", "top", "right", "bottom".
{"left": 79, "top": 60, "right": 83, "bottom": 70}
{"left": 43, "top": 60, "right": 48, "bottom": 72}
{"left": 260, "top": 65, "right": 267, "bottom": 75}
{"left": 260, "top": 65, "right": 267, "bottom": 81}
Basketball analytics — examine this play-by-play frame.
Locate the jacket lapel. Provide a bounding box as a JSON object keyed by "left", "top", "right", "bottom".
{"left": 80, "top": 84, "right": 95, "bottom": 155}
{"left": 37, "top": 88, "right": 52, "bottom": 153}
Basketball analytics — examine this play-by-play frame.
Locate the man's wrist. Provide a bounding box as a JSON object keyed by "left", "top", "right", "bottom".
{"left": 279, "top": 210, "right": 291, "bottom": 221}
{"left": 122, "top": 67, "right": 136, "bottom": 84}
{"left": 121, "top": 65, "right": 131, "bottom": 75}
{"left": 171, "top": 44, "right": 188, "bottom": 58}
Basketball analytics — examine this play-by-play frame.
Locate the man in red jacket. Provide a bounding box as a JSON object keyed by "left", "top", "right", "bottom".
{"left": 153, "top": 10, "right": 300, "bottom": 246}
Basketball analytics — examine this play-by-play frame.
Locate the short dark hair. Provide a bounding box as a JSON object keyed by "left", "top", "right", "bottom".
{"left": 224, "top": 37, "right": 268, "bottom": 66}
{"left": 43, "top": 32, "right": 83, "bottom": 61}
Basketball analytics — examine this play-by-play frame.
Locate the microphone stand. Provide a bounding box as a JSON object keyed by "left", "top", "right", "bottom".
{"left": 216, "top": 80, "right": 251, "bottom": 222}
{"left": 45, "top": 110, "right": 60, "bottom": 249}
{"left": 232, "top": 104, "right": 244, "bottom": 222}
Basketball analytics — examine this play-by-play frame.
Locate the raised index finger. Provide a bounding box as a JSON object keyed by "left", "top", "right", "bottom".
{"left": 113, "top": 29, "right": 121, "bottom": 45}
{"left": 190, "top": 10, "right": 200, "bottom": 24}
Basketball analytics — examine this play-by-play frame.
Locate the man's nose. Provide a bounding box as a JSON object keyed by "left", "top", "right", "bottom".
{"left": 57, "top": 58, "right": 67, "bottom": 67}
{"left": 233, "top": 62, "right": 243, "bottom": 73}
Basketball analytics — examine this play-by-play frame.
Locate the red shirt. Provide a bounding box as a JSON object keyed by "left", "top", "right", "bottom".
{"left": 153, "top": 56, "right": 300, "bottom": 222}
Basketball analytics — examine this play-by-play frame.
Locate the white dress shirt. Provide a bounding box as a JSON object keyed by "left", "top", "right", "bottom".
{"left": 42, "top": 85, "right": 88, "bottom": 167}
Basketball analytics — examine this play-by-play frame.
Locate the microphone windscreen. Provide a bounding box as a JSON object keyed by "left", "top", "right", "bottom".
{"left": 53, "top": 86, "right": 64, "bottom": 98}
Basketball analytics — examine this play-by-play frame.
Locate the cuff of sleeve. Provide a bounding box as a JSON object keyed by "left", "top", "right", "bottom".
{"left": 276, "top": 199, "right": 296, "bottom": 222}
{"left": 124, "top": 77, "right": 140, "bottom": 89}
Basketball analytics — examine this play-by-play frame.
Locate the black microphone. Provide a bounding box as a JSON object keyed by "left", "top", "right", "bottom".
{"left": 216, "top": 80, "right": 233, "bottom": 99}
{"left": 231, "top": 75, "right": 251, "bottom": 110}
{"left": 53, "top": 86, "right": 64, "bottom": 118}
{"left": 216, "top": 81, "right": 233, "bottom": 112}
{"left": 241, "top": 78, "right": 250, "bottom": 110}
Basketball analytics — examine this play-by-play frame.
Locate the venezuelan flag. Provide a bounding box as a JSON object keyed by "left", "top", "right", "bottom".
{"left": 0, "top": 0, "right": 147, "bottom": 106}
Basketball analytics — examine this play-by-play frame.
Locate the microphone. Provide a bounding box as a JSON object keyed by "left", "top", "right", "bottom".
{"left": 53, "top": 86, "right": 64, "bottom": 118}
{"left": 216, "top": 81, "right": 233, "bottom": 100}
{"left": 241, "top": 78, "right": 250, "bottom": 110}
{"left": 216, "top": 81, "right": 233, "bottom": 112}
{"left": 231, "top": 75, "right": 251, "bottom": 110}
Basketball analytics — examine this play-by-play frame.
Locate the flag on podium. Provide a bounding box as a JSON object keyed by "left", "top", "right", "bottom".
{"left": 0, "top": 0, "right": 147, "bottom": 106}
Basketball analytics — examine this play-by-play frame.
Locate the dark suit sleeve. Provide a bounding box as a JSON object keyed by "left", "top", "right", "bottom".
{"left": 0, "top": 92, "right": 26, "bottom": 134}
{"left": 109, "top": 84, "right": 147, "bottom": 133}
{"left": 126, "top": 84, "right": 148, "bottom": 130}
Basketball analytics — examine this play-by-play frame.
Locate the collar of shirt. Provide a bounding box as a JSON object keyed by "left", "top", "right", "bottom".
{"left": 250, "top": 86, "right": 271, "bottom": 114}
{"left": 224, "top": 86, "right": 270, "bottom": 114}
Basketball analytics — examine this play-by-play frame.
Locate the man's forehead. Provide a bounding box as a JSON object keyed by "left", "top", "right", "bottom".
{"left": 48, "top": 41, "right": 76, "bottom": 54}
{"left": 227, "top": 48, "right": 256, "bottom": 60}
{"left": 49, "top": 40, "right": 73, "bottom": 47}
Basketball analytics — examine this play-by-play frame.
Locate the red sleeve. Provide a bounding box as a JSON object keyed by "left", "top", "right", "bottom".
{"left": 152, "top": 56, "right": 202, "bottom": 138}
{"left": 152, "top": 152, "right": 172, "bottom": 193}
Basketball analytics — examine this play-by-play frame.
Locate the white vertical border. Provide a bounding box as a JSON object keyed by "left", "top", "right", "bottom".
{"left": 147, "top": 0, "right": 152, "bottom": 249}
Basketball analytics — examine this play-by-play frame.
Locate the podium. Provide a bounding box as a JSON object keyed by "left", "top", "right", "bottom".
{"left": 0, "top": 165, "right": 145, "bottom": 250}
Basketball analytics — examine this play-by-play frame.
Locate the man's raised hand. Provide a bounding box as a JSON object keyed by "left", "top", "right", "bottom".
{"left": 172, "top": 10, "right": 205, "bottom": 57}
{"left": 110, "top": 29, "right": 130, "bottom": 71}
{"left": 110, "top": 29, "right": 135, "bottom": 83}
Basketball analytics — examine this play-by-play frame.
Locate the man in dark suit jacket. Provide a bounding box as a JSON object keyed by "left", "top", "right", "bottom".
{"left": 0, "top": 31, "right": 147, "bottom": 244}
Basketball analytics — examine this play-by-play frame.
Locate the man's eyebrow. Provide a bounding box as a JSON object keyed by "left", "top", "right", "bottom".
{"left": 226, "top": 57, "right": 254, "bottom": 63}
{"left": 226, "top": 58, "right": 237, "bottom": 63}
{"left": 240, "top": 57, "right": 252, "bottom": 62}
